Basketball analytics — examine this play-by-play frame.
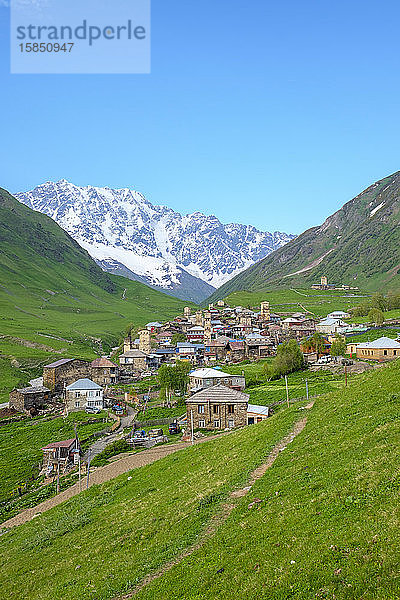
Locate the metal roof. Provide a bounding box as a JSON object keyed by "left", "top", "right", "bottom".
{"left": 66, "top": 378, "right": 102, "bottom": 390}
{"left": 43, "top": 358, "right": 73, "bottom": 369}
{"left": 189, "top": 368, "right": 233, "bottom": 378}
{"left": 248, "top": 404, "right": 270, "bottom": 416}
{"left": 357, "top": 337, "right": 400, "bottom": 349}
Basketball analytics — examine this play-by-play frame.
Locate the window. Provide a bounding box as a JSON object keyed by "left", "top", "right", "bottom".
{"left": 75, "top": 401, "right": 80, "bottom": 408}
{"left": 394, "top": 350, "right": 397, "bottom": 356}
{"left": 228, "top": 404, "right": 235, "bottom": 414}
{"left": 384, "top": 350, "right": 388, "bottom": 356}
{"left": 213, "top": 405, "right": 220, "bottom": 414}
{"left": 198, "top": 419, "right": 206, "bottom": 428}
{"left": 198, "top": 404, "right": 205, "bottom": 414}
{"left": 248, "top": 417, "right": 255, "bottom": 425}
{"left": 75, "top": 392, "right": 80, "bottom": 398}
{"left": 228, "top": 419, "right": 234, "bottom": 428}
{"left": 96, "top": 391, "right": 101, "bottom": 397}
{"left": 87, "top": 400, "right": 95, "bottom": 407}
{"left": 213, "top": 419, "right": 220, "bottom": 428}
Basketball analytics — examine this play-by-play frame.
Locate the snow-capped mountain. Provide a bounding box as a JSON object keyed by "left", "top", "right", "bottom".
{"left": 16, "top": 180, "right": 295, "bottom": 302}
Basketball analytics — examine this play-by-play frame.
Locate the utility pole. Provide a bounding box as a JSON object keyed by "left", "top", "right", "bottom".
{"left": 191, "top": 409, "right": 194, "bottom": 445}
{"left": 345, "top": 365, "right": 348, "bottom": 387}
{"left": 305, "top": 378, "right": 309, "bottom": 402}
{"left": 56, "top": 447, "right": 60, "bottom": 494}
{"left": 285, "top": 375, "right": 290, "bottom": 408}
{"left": 86, "top": 449, "right": 91, "bottom": 490}
{"left": 74, "top": 423, "right": 81, "bottom": 493}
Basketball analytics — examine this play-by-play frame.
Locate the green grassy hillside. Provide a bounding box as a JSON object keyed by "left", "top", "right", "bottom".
{"left": 208, "top": 171, "right": 400, "bottom": 302}
{"left": 222, "top": 288, "right": 370, "bottom": 316}
{"left": 2, "top": 360, "right": 400, "bottom": 598}
{"left": 0, "top": 188, "right": 194, "bottom": 399}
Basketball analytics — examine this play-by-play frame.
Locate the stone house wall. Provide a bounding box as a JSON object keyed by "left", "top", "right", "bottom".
{"left": 9, "top": 389, "right": 49, "bottom": 412}
{"left": 186, "top": 400, "right": 248, "bottom": 430}
{"left": 43, "top": 360, "right": 91, "bottom": 393}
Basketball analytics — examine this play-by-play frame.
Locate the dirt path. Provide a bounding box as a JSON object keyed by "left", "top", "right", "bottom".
{"left": 1, "top": 433, "right": 228, "bottom": 530}
{"left": 117, "top": 403, "right": 314, "bottom": 598}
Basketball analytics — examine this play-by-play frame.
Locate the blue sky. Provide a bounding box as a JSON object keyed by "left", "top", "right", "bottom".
{"left": 1, "top": 0, "right": 400, "bottom": 234}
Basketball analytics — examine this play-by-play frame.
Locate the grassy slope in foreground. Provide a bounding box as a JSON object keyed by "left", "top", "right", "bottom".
{"left": 137, "top": 360, "right": 400, "bottom": 600}
{"left": 0, "top": 187, "right": 194, "bottom": 397}
{"left": 0, "top": 406, "right": 301, "bottom": 600}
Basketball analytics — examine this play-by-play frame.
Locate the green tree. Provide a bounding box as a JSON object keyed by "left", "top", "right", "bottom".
{"left": 371, "top": 293, "right": 387, "bottom": 312}
{"left": 330, "top": 334, "right": 347, "bottom": 357}
{"left": 171, "top": 333, "right": 186, "bottom": 345}
{"left": 387, "top": 290, "right": 400, "bottom": 311}
{"left": 303, "top": 332, "right": 326, "bottom": 357}
{"left": 265, "top": 340, "right": 305, "bottom": 380}
{"left": 368, "top": 308, "right": 385, "bottom": 326}
{"left": 158, "top": 360, "right": 191, "bottom": 400}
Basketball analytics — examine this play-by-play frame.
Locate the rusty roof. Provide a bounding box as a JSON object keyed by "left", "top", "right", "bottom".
{"left": 91, "top": 357, "right": 117, "bottom": 368}
{"left": 42, "top": 439, "right": 77, "bottom": 450}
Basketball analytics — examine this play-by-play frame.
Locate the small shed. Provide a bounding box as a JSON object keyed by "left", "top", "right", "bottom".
{"left": 42, "top": 438, "right": 81, "bottom": 474}
{"left": 247, "top": 404, "right": 270, "bottom": 425}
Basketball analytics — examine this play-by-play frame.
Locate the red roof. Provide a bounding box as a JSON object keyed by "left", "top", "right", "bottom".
{"left": 42, "top": 439, "right": 76, "bottom": 450}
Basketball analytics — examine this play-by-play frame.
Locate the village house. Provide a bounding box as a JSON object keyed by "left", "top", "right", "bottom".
{"left": 327, "top": 311, "right": 350, "bottom": 320}
{"left": 186, "top": 384, "right": 270, "bottom": 430}
{"left": 119, "top": 349, "right": 148, "bottom": 372}
{"left": 316, "top": 318, "right": 347, "bottom": 335}
{"left": 90, "top": 357, "right": 118, "bottom": 385}
{"left": 204, "top": 339, "right": 228, "bottom": 362}
{"left": 9, "top": 386, "right": 50, "bottom": 413}
{"left": 354, "top": 337, "right": 400, "bottom": 361}
{"left": 43, "top": 358, "right": 91, "bottom": 393}
{"left": 156, "top": 331, "right": 173, "bottom": 345}
{"left": 187, "top": 326, "right": 205, "bottom": 343}
{"left": 65, "top": 378, "right": 104, "bottom": 412}
{"left": 227, "top": 340, "right": 246, "bottom": 362}
{"left": 245, "top": 334, "right": 274, "bottom": 359}
{"left": 42, "top": 438, "right": 81, "bottom": 475}
{"left": 155, "top": 347, "right": 177, "bottom": 363}
{"left": 189, "top": 367, "right": 246, "bottom": 393}
{"left": 186, "top": 384, "right": 249, "bottom": 430}
{"left": 146, "top": 321, "right": 163, "bottom": 333}
{"left": 176, "top": 342, "right": 204, "bottom": 364}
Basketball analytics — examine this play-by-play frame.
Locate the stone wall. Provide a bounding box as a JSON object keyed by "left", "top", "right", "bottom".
{"left": 43, "top": 360, "right": 91, "bottom": 392}
{"left": 186, "top": 400, "right": 248, "bottom": 430}
{"left": 9, "top": 390, "right": 49, "bottom": 412}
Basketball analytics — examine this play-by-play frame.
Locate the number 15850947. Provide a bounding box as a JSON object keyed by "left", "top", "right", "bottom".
{"left": 19, "top": 43, "right": 74, "bottom": 52}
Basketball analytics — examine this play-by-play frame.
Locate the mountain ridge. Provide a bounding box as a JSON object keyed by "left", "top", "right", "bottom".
{"left": 206, "top": 171, "right": 400, "bottom": 302}
{"left": 15, "top": 179, "right": 295, "bottom": 302}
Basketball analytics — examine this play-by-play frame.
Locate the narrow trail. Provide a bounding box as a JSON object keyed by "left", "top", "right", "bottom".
{"left": 117, "top": 401, "right": 315, "bottom": 599}
{"left": 0, "top": 432, "right": 231, "bottom": 530}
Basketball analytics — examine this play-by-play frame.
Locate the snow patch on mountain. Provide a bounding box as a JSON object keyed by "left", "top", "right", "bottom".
{"left": 16, "top": 180, "right": 295, "bottom": 299}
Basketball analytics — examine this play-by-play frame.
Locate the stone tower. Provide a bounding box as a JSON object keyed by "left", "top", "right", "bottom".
{"left": 260, "top": 301, "right": 270, "bottom": 322}
{"left": 195, "top": 310, "right": 203, "bottom": 326}
{"left": 139, "top": 329, "right": 151, "bottom": 354}
{"left": 204, "top": 311, "right": 212, "bottom": 342}
{"left": 321, "top": 276, "right": 328, "bottom": 287}
{"left": 184, "top": 306, "right": 191, "bottom": 318}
